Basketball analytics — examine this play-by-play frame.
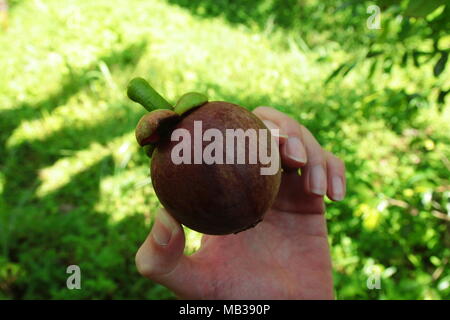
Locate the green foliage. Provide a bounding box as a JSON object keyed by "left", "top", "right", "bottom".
{"left": 0, "top": 0, "right": 449, "bottom": 299}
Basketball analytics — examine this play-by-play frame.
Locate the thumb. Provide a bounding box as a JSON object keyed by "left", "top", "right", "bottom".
{"left": 135, "top": 208, "right": 200, "bottom": 298}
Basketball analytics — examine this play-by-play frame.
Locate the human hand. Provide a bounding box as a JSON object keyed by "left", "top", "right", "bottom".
{"left": 135, "top": 106, "right": 346, "bottom": 299}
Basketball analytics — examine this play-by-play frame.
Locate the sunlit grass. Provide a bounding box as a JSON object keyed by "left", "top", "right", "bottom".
{"left": 37, "top": 142, "right": 111, "bottom": 197}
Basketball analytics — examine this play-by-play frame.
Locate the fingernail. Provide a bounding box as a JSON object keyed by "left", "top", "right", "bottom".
{"left": 286, "top": 137, "right": 307, "bottom": 163}
{"left": 332, "top": 176, "right": 344, "bottom": 201}
{"left": 263, "top": 120, "right": 289, "bottom": 139}
{"left": 152, "top": 209, "right": 175, "bottom": 246}
{"left": 310, "top": 165, "right": 326, "bottom": 196}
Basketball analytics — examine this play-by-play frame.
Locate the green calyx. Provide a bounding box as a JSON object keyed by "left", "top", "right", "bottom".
{"left": 127, "top": 77, "right": 208, "bottom": 158}
{"left": 127, "top": 77, "right": 208, "bottom": 115}
{"left": 135, "top": 110, "right": 179, "bottom": 147}
{"left": 173, "top": 92, "right": 208, "bottom": 115}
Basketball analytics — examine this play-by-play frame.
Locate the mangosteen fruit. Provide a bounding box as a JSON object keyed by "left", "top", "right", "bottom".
{"left": 127, "top": 77, "right": 281, "bottom": 235}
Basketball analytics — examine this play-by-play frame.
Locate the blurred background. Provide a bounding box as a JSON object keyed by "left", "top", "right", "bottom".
{"left": 0, "top": 0, "right": 449, "bottom": 299}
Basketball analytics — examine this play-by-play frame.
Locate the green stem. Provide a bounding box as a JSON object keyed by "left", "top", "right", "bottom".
{"left": 127, "top": 77, "right": 172, "bottom": 111}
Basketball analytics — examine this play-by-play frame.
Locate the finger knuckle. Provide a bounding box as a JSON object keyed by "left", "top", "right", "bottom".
{"left": 253, "top": 106, "right": 274, "bottom": 114}
{"left": 297, "top": 123, "right": 306, "bottom": 132}
{"left": 333, "top": 156, "right": 345, "bottom": 170}
{"left": 135, "top": 251, "right": 155, "bottom": 278}
{"left": 309, "top": 151, "right": 326, "bottom": 166}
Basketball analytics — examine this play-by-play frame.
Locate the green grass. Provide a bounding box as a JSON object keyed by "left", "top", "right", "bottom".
{"left": 0, "top": 0, "right": 449, "bottom": 299}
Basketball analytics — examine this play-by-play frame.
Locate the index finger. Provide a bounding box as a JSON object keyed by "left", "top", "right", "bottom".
{"left": 253, "top": 106, "right": 308, "bottom": 169}
{"left": 253, "top": 106, "right": 328, "bottom": 197}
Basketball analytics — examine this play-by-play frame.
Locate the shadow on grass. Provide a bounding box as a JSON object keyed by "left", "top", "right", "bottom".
{"left": 165, "top": 0, "right": 307, "bottom": 30}
{"left": 0, "top": 40, "right": 176, "bottom": 299}
{"left": 0, "top": 40, "right": 147, "bottom": 202}
{"left": 2, "top": 157, "right": 164, "bottom": 299}
{"left": 12, "top": 41, "right": 147, "bottom": 120}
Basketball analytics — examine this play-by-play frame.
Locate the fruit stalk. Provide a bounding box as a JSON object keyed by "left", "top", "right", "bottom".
{"left": 127, "top": 77, "right": 172, "bottom": 112}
